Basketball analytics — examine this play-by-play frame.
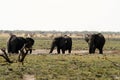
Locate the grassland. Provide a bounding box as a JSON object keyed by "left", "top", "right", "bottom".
{"left": 0, "top": 54, "right": 119, "bottom": 80}
{"left": 0, "top": 36, "right": 120, "bottom": 80}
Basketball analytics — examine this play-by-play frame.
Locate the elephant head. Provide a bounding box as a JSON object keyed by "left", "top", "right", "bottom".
{"left": 24, "top": 38, "right": 35, "bottom": 54}
{"left": 85, "top": 33, "right": 105, "bottom": 54}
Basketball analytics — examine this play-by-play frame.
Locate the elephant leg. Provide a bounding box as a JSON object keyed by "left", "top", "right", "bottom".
{"left": 89, "top": 48, "right": 93, "bottom": 54}
{"left": 99, "top": 48, "right": 103, "bottom": 54}
{"left": 89, "top": 47, "right": 95, "bottom": 54}
{"left": 49, "top": 47, "right": 54, "bottom": 53}
{"left": 27, "top": 48, "right": 32, "bottom": 54}
{"left": 57, "top": 48, "right": 60, "bottom": 54}
{"left": 93, "top": 48, "right": 96, "bottom": 53}
{"left": 68, "top": 49, "right": 71, "bottom": 53}
{"left": 62, "top": 49, "right": 65, "bottom": 54}
{"left": 7, "top": 43, "right": 12, "bottom": 53}
{"left": 29, "top": 49, "right": 32, "bottom": 54}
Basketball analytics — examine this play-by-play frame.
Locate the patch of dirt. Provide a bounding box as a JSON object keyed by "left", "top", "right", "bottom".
{"left": 32, "top": 49, "right": 120, "bottom": 55}
{"left": 23, "top": 74, "right": 35, "bottom": 80}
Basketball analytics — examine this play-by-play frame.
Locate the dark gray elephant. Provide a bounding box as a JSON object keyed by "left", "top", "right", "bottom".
{"left": 49, "top": 35, "right": 72, "bottom": 54}
{"left": 7, "top": 34, "right": 34, "bottom": 54}
{"left": 85, "top": 33, "right": 105, "bottom": 54}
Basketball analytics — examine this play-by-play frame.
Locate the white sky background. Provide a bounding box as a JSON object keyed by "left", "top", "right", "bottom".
{"left": 0, "top": 0, "right": 120, "bottom": 32}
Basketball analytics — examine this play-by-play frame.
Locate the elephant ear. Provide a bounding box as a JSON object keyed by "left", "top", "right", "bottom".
{"left": 9, "top": 35, "right": 17, "bottom": 41}
{"left": 85, "top": 34, "right": 91, "bottom": 42}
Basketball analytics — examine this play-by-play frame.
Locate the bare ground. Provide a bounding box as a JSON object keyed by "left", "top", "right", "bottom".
{"left": 23, "top": 74, "right": 35, "bottom": 80}
{"left": 32, "top": 49, "right": 120, "bottom": 55}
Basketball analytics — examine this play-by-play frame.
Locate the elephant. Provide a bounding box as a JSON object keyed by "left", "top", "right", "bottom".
{"left": 85, "top": 33, "right": 105, "bottom": 54}
{"left": 49, "top": 35, "right": 72, "bottom": 54}
{"left": 7, "top": 34, "right": 34, "bottom": 54}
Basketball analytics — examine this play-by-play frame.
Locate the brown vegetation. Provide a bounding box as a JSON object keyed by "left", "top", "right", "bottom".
{"left": 1, "top": 30, "right": 120, "bottom": 39}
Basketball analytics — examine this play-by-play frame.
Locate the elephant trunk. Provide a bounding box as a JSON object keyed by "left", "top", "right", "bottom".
{"left": 89, "top": 43, "right": 95, "bottom": 53}
{"left": 49, "top": 41, "right": 56, "bottom": 53}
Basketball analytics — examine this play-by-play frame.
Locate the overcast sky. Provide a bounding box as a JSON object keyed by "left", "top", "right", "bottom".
{"left": 0, "top": 0, "right": 120, "bottom": 32}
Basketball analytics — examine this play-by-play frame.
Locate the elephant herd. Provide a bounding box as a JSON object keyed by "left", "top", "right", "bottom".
{"left": 6, "top": 33, "right": 106, "bottom": 54}
{"left": 50, "top": 33, "right": 105, "bottom": 54}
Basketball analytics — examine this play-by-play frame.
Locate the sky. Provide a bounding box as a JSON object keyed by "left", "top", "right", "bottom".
{"left": 0, "top": 0, "right": 120, "bottom": 32}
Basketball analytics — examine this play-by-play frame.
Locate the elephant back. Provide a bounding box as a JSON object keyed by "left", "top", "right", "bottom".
{"left": 56, "top": 36, "right": 65, "bottom": 48}
{"left": 93, "top": 33, "right": 105, "bottom": 46}
{"left": 7, "top": 35, "right": 26, "bottom": 53}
